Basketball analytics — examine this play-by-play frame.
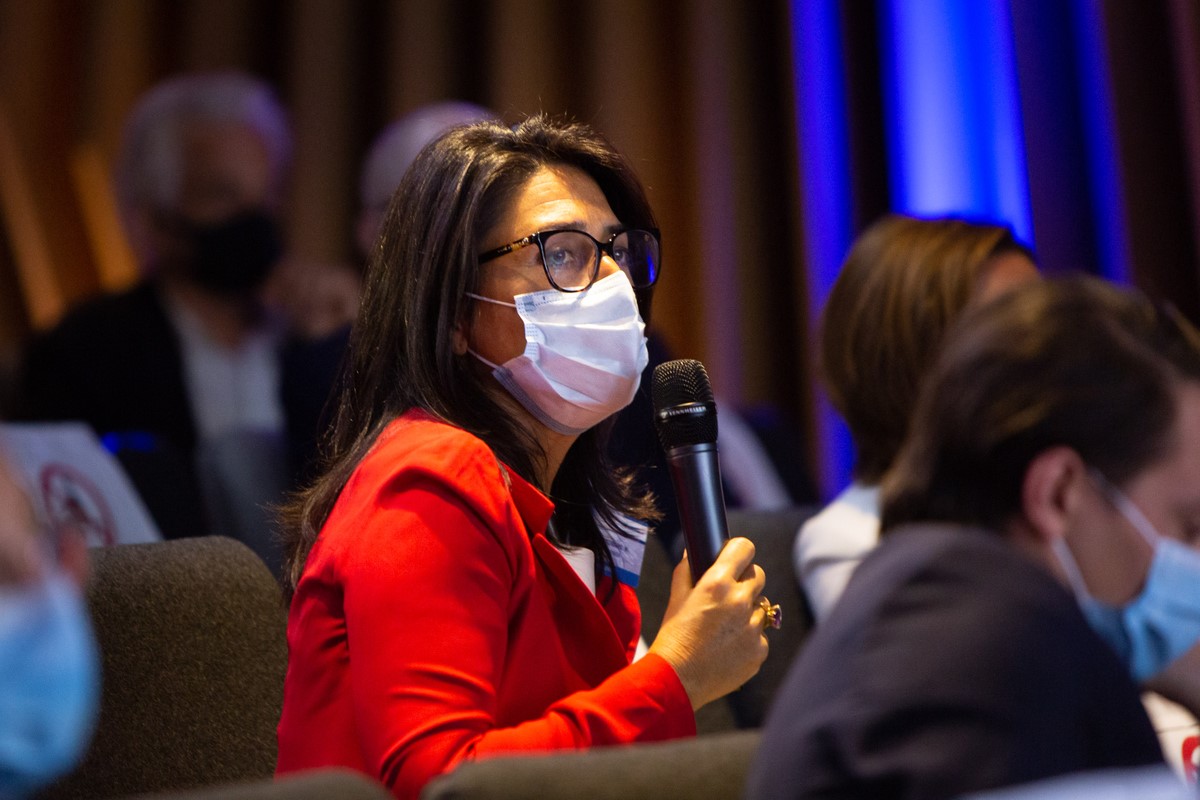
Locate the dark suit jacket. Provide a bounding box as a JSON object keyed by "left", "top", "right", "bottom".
{"left": 18, "top": 281, "right": 345, "bottom": 538}
{"left": 745, "top": 523, "right": 1164, "bottom": 800}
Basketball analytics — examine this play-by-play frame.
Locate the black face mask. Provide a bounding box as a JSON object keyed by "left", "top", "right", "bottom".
{"left": 173, "top": 209, "right": 284, "bottom": 295}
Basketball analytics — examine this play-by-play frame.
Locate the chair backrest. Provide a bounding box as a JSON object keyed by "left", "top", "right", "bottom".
{"left": 38, "top": 536, "right": 288, "bottom": 799}
{"left": 723, "top": 506, "right": 816, "bottom": 727}
{"left": 421, "top": 730, "right": 761, "bottom": 800}
{"left": 636, "top": 532, "right": 737, "bottom": 734}
{"left": 124, "top": 768, "right": 393, "bottom": 800}
{"left": 638, "top": 506, "right": 816, "bottom": 731}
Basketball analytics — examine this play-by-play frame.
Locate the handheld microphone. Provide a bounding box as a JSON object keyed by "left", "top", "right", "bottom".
{"left": 652, "top": 359, "right": 729, "bottom": 582}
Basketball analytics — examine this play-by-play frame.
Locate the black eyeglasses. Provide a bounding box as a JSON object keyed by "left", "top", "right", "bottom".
{"left": 478, "top": 228, "right": 661, "bottom": 293}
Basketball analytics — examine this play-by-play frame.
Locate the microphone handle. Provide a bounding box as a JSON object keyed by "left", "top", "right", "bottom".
{"left": 664, "top": 442, "right": 730, "bottom": 582}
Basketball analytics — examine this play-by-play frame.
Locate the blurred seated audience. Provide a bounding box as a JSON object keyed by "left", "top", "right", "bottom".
{"left": 748, "top": 277, "right": 1200, "bottom": 798}
{"left": 795, "top": 214, "right": 1037, "bottom": 620}
{"left": 16, "top": 72, "right": 356, "bottom": 574}
{"left": 0, "top": 450, "right": 99, "bottom": 798}
{"left": 792, "top": 216, "right": 1200, "bottom": 782}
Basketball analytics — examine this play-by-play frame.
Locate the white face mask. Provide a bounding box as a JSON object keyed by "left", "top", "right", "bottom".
{"left": 466, "top": 270, "right": 649, "bottom": 435}
{"left": 1051, "top": 469, "right": 1200, "bottom": 682}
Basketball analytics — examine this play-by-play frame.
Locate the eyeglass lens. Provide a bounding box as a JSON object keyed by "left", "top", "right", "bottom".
{"left": 542, "top": 230, "right": 659, "bottom": 291}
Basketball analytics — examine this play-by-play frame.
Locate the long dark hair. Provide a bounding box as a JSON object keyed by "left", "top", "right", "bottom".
{"left": 280, "top": 115, "right": 660, "bottom": 593}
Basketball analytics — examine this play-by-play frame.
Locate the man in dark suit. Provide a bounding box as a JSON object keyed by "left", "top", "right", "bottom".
{"left": 747, "top": 277, "right": 1200, "bottom": 799}
{"left": 18, "top": 72, "right": 355, "bottom": 574}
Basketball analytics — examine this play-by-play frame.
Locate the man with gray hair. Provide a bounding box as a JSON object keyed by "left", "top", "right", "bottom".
{"left": 19, "top": 72, "right": 354, "bottom": 575}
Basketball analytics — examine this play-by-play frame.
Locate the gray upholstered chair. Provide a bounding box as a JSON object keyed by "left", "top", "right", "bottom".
{"left": 421, "top": 730, "right": 761, "bottom": 800}
{"left": 121, "top": 769, "right": 392, "bottom": 800}
{"left": 722, "top": 506, "right": 816, "bottom": 727}
{"left": 38, "top": 536, "right": 288, "bottom": 799}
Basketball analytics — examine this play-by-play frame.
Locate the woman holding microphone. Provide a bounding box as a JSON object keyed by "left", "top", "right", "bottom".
{"left": 275, "top": 115, "right": 771, "bottom": 798}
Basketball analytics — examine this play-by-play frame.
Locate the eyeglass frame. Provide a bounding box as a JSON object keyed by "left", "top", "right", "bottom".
{"left": 477, "top": 227, "right": 661, "bottom": 293}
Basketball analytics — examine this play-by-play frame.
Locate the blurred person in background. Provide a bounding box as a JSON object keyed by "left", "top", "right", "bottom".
{"left": 795, "top": 214, "right": 1037, "bottom": 621}
{"left": 355, "top": 100, "right": 495, "bottom": 261}
{"left": 17, "top": 72, "right": 357, "bottom": 574}
{"left": 0, "top": 451, "right": 99, "bottom": 798}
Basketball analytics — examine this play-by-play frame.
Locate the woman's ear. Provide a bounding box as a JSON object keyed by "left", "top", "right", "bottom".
{"left": 1021, "top": 446, "right": 1086, "bottom": 543}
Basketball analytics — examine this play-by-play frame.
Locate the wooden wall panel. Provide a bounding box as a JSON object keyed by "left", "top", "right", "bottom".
{"left": 288, "top": 0, "right": 356, "bottom": 262}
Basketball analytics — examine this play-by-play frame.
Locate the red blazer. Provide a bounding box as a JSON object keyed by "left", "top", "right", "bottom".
{"left": 276, "top": 411, "right": 695, "bottom": 798}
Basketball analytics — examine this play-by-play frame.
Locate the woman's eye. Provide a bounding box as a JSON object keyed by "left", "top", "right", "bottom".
{"left": 545, "top": 247, "right": 573, "bottom": 268}
{"left": 612, "top": 246, "right": 631, "bottom": 266}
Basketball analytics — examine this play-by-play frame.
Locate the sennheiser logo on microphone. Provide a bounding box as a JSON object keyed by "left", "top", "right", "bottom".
{"left": 657, "top": 403, "right": 714, "bottom": 420}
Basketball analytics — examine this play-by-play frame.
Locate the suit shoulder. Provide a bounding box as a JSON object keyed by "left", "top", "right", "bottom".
{"left": 36, "top": 282, "right": 166, "bottom": 346}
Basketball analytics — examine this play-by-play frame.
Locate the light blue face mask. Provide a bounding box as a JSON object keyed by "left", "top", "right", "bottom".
{"left": 0, "top": 569, "right": 100, "bottom": 798}
{"left": 1052, "top": 470, "right": 1200, "bottom": 683}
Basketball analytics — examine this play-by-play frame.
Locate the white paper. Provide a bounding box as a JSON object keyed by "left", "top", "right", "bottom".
{"left": 1144, "top": 693, "right": 1200, "bottom": 786}
{"left": 0, "top": 422, "right": 162, "bottom": 547}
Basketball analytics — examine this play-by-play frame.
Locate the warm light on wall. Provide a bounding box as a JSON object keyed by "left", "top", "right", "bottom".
{"left": 71, "top": 144, "right": 140, "bottom": 294}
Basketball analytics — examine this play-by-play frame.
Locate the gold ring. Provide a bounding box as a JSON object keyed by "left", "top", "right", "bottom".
{"left": 759, "top": 597, "right": 782, "bottom": 630}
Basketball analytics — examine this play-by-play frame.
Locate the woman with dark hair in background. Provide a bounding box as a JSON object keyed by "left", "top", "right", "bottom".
{"left": 795, "top": 214, "right": 1038, "bottom": 621}
{"left": 275, "top": 116, "right": 772, "bottom": 798}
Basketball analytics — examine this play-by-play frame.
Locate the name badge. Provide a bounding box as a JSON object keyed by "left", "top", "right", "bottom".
{"left": 600, "top": 515, "right": 648, "bottom": 588}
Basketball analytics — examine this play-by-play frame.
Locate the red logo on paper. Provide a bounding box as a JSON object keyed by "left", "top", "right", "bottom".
{"left": 40, "top": 463, "right": 116, "bottom": 547}
{"left": 1183, "top": 736, "right": 1199, "bottom": 784}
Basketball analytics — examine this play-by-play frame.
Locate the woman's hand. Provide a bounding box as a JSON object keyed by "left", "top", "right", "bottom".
{"left": 648, "top": 537, "right": 770, "bottom": 711}
{"left": 0, "top": 458, "right": 42, "bottom": 587}
{"left": 263, "top": 259, "right": 362, "bottom": 340}
{"left": 0, "top": 456, "right": 89, "bottom": 587}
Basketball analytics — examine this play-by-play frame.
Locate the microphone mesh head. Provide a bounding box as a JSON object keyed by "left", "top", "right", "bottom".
{"left": 652, "top": 359, "right": 718, "bottom": 449}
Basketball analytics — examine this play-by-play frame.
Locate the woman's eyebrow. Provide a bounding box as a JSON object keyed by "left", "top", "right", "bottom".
{"left": 537, "top": 219, "right": 623, "bottom": 237}
{"left": 537, "top": 218, "right": 587, "bottom": 231}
